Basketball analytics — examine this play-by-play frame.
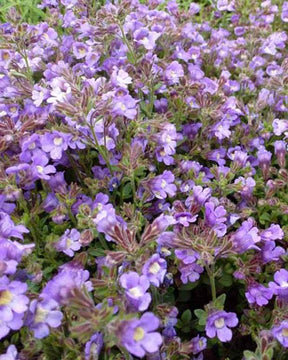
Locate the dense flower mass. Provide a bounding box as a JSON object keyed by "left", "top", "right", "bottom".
{"left": 0, "top": 0, "right": 288, "bottom": 358}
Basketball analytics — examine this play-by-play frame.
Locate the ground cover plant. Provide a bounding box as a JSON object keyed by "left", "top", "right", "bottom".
{"left": 0, "top": 0, "right": 288, "bottom": 359}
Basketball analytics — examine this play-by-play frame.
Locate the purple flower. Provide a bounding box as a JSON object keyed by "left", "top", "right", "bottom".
{"left": 175, "top": 249, "right": 204, "bottom": 284}
{"left": 41, "top": 268, "right": 92, "bottom": 304}
{"left": 260, "top": 224, "right": 284, "bottom": 241}
{"left": 0, "top": 345, "right": 18, "bottom": 360}
{"left": 31, "top": 152, "right": 56, "bottom": 180}
{"left": 134, "top": 28, "right": 160, "bottom": 50}
{"left": 187, "top": 186, "right": 211, "bottom": 207}
{"left": 261, "top": 241, "right": 285, "bottom": 264}
{"left": 112, "top": 95, "right": 138, "bottom": 120}
{"left": 27, "top": 299, "right": 63, "bottom": 339}
{"left": 120, "top": 312, "right": 163, "bottom": 358}
{"left": 272, "top": 321, "right": 288, "bottom": 347}
{"left": 164, "top": 61, "right": 184, "bottom": 85}
{"left": 84, "top": 332, "right": 104, "bottom": 360}
{"left": 119, "top": 271, "right": 151, "bottom": 311}
{"left": 205, "top": 202, "right": 227, "bottom": 237}
{"left": 274, "top": 140, "right": 287, "bottom": 168}
{"left": 55, "top": 228, "right": 81, "bottom": 257}
{"left": 231, "top": 219, "right": 261, "bottom": 254}
{"left": 245, "top": 283, "right": 273, "bottom": 306}
{"left": 269, "top": 269, "right": 288, "bottom": 299}
{"left": 205, "top": 311, "right": 238, "bottom": 342}
{"left": 0, "top": 213, "right": 29, "bottom": 241}
{"left": 272, "top": 119, "right": 288, "bottom": 136}
{"left": 190, "top": 336, "right": 207, "bottom": 354}
{"left": 148, "top": 171, "right": 177, "bottom": 200}
{"left": 40, "top": 131, "right": 69, "bottom": 160}
{"left": 142, "top": 254, "right": 167, "bottom": 287}
{"left": 0, "top": 276, "right": 29, "bottom": 339}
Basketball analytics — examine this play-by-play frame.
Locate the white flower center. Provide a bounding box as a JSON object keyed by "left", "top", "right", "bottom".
{"left": 214, "top": 317, "right": 225, "bottom": 329}
{"left": 149, "top": 262, "right": 161, "bottom": 274}
{"left": 161, "top": 179, "right": 167, "bottom": 189}
{"left": 133, "top": 327, "right": 145, "bottom": 341}
{"left": 36, "top": 166, "right": 44, "bottom": 174}
{"left": 54, "top": 137, "right": 63, "bottom": 146}
{"left": 0, "top": 290, "right": 13, "bottom": 305}
{"left": 129, "top": 287, "right": 142, "bottom": 298}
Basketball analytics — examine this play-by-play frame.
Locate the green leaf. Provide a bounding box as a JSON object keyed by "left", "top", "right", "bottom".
{"left": 214, "top": 293, "right": 226, "bottom": 309}
{"left": 181, "top": 309, "right": 192, "bottom": 323}
{"left": 194, "top": 309, "right": 207, "bottom": 326}
{"left": 219, "top": 274, "right": 233, "bottom": 287}
{"left": 243, "top": 350, "right": 257, "bottom": 360}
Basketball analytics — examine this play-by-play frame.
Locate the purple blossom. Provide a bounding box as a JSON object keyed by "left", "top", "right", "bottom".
{"left": 272, "top": 321, "right": 288, "bottom": 347}
{"left": 231, "top": 219, "right": 261, "bottom": 254}
{"left": 120, "top": 312, "right": 162, "bottom": 358}
{"left": 31, "top": 152, "right": 56, "bottom": 180}
{"left": 41, "top": 268, "right": 92, "bottom": 304}
{"left": 0, "top": 276, "right": 29, "bottom": 339}
{"left": 0, "top": 345, "right": 18, "bottom": 360}
{"left": 26, "top": 299, "right": 63, "bottom": 339}
{"left": 84, "top": 332, "right": 104, "bottom": 360}
{"left": 261, "top": 241, "right": 285, "bottom": 264}
{"left": 164, "top": 61, "right": 184, "bottom": 85}
{"left": 112, "top": 94, "right": 138, "bottom": 120}
{"left": 0, "top": 213, "right": 29, "bottom": 241}
{"left": 269, "top": 269, "right": 288, "bottom": 299}
{"left": 245, "top": 283, "right": 273, "bottom": 306}
{"left": 205, "top": 311, "right": 238, "bottom": 342}
{"left": 148, "top": 171, "right": 177, "bottom": 200}
{"left": 142, "top": 254, "right": 167, "bottom": 287}
{"left": 40, "top": 131, "right": 69, "bottom": 160}
{"left": 55, "top": 228, "right": 81, "bottom": 257}
{"left": 175, "top": 249, "right": 204, "bottom": 284}
{"left": 120, "top": 271, "right": 151, "bottom": 311}
{"left": 260, "top": 224, "right": 284, "bottom": 241}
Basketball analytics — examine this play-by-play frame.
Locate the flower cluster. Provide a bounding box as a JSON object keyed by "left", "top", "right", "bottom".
{"left": 0, "top": 0, "right": 288, "bottom": 358}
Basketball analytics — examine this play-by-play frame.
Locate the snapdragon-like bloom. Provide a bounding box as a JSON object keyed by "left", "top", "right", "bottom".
{"left": 245, "top": 283, "right": 273, "bottom": 306}
{"left": 148, "top": 171, "right": 177, "bottom": 200}
{"left": 142, "top": 254, "right": 167, "bottom": 287}
{"left": 175, "top": 249, "right": 204, "bottom": 284}
{"left": 40, "top": 131, "right": 69, "bottom": 160}
{"left": 272, "top": 321, "right": 288, "bottom": 347}
{"left": 0, "top": 276, "right": 29, "bottom": 339}
{"left": 112, "top": 94, "right": 138, "bottom": 120}
{"left": 120, "top": 312, "right": 162, "bottom": 357}
{"left": 269, "top": 269, "right": 288, "bottom": 299}
{"left": 119, "top": 271, "right": 151, "bottom": 311}
{"left": 0, "top": 345, "right": 17, "bottom": 360}
{"left": 260, "top": 224, "right": 284, "bottom": 241}
{"left": 205, "top": 202, "right": 227, "bottom": 237}
{"left": 231, "top": 219, "right": 261, "bottom": 253}
{"left": 27, "top": 299, "right": 63, "bottom": 339}
{"left": 55, "top": 228, "right": 81, "bottom": 257}
{"left": 0, "top": 213, "right": 29, "bottom": 241}
{"left": 84, "top": 332, "right": 104, "bottom": 360}
{"left": 164, "top": 61, "right": 184, "bottom": 85}
{"left": 206, "top": 311, "right": 238, "bottom": 342}
{"left": 41, "top": 268, "right": 92, "bottom": 304}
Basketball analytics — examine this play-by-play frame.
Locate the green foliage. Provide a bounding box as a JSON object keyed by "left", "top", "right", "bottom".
{"left": 0, "top": 0, "right": 45, "bottom": 23}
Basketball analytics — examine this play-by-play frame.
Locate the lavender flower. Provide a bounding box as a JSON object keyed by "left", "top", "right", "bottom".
{"left": 119, "top": 272, "right": 151, "bottom": 311}
{"left": 272, "top": 321, "right": 288, "bottom": 347}
{"left": 0, "top": 345, "right": 18, "bottom": 360}
{"left": 269, "top": 269, "right": 288, "bottom": 299}
{"left": 84, "top": 332, "right": 104, "bottom": 360}
{"left": 120, "top": 312, "right": 163, "bottom": 357}
{"left": 0, "top": 276, "right": 29, "bottom": 339}
{"left": 55, "top": 228, "right": 81, "bottom": 257}
{"left": 27, "top": 299, "right": 63, "bottom": 339}
{"left": 148, "top": 171, "right": 177, "bottom": 200}
{"left": 245, "top": 283, "right": 273, "bottom": 306}
{"left": 205, "top": 311, "right": 238, "bottom": 342}
{"left": 142, "top": 254, "right": 167, "bottom": 287}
